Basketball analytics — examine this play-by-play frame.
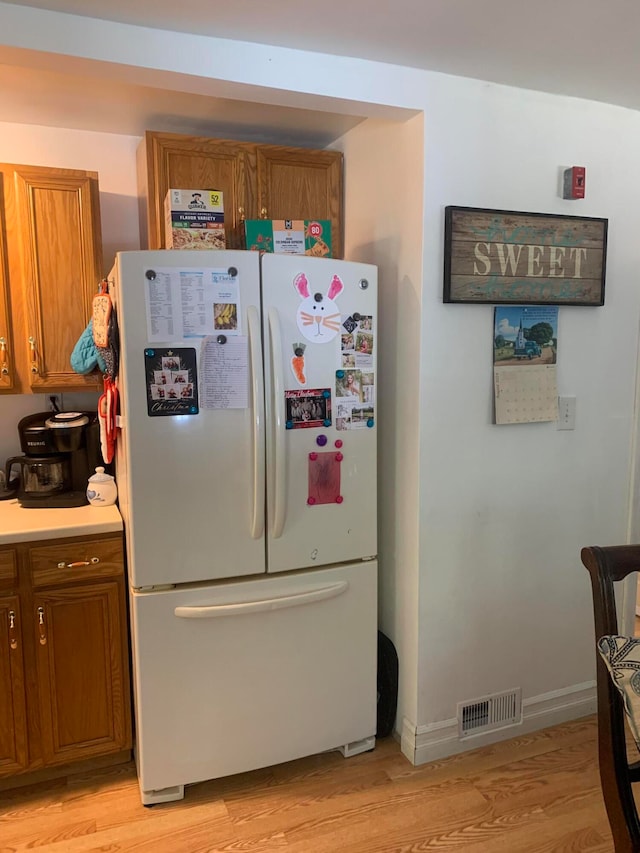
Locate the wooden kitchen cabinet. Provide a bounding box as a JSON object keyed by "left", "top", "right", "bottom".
{"left": 138, "top": 130, "right": 344, "bottom": 258}
{"left": 0, "top": 534, "right": 131, "bottom": 782}
{"left": 0, "top": 596, "right": 29, "bottom": 775}
{"left": 0, "top": 163, "right": 103, "bottom": 394}
{"left": 33, "top": 581, "right": 128, "bottom": 766}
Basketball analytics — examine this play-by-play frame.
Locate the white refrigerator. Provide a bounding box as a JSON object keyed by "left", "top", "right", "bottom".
{"left": 110, "top": 250, "right": 378, "bottom": 805}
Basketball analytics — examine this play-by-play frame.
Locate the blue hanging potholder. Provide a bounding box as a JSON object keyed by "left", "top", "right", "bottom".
{"left": 71, "top": 320, "right": 107, "bottom": 375}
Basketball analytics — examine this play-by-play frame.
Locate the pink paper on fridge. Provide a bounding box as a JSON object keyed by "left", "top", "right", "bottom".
{"left": 307, "top": 451, "right": 342, "bottom": 506}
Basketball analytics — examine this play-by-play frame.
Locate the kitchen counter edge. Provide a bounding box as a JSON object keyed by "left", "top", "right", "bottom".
{"left": 0, "top": 500, "right": 123, "bottom": 544}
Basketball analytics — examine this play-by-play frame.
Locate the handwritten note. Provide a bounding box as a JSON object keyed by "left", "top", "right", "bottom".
{"left": 200, "top": 336, "right": 249, "bottom": 410}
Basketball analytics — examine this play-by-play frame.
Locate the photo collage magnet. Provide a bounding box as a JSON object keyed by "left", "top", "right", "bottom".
{"left": 144, "top": 348, "right": 199, "bottom": 416}
{"left": 337, "top": 313, "right": 375, "bottom": 430}
{"left": 285, "top": 389, "right": 331, "bottom": 429}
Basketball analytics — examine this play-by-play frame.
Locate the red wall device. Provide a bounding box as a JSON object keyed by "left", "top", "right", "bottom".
{"left": 563, "top": 166, "right": 586, "bottom": 199}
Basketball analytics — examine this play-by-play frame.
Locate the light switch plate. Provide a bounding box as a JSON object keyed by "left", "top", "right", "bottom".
{"left": 557, "top": 396, "right": 576, "bottom": 430}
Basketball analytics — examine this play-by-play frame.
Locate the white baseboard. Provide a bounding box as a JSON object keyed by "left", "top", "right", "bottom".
{"left": 400, "top": 680, "right": 596, "bottom": 766}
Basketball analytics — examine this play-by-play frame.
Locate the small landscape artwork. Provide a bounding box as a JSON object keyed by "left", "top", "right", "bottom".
{"left": 493, "top": 305, "right": 558, "bottom": 366}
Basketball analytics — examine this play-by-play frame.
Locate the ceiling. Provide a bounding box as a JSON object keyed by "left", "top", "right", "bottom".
{"left": 0, "top": 61, "right": 366, "bottom": 146}
{"left": 1, "top": 0, "right": 639, "bottom": 141}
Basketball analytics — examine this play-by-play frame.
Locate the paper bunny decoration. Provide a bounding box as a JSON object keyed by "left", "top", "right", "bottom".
{"left": 294, "top": 272, "right": 343, "bottom": 343}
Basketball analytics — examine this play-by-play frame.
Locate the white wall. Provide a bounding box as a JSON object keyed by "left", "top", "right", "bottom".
{"left": 0, "top": 122, "right": 141, "bottom": 268}
{"left": 2, "top": 6, "right": 640, "bottom": 760}
{"left": 415, "top": 81, "right": 640, "bottom": 742}
{"left": 339, "top": 115, "right": 424, "bottom": 729}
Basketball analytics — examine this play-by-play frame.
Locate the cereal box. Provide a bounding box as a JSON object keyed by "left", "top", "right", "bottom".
{"left": 164, "top": 189, "right": 225, "bottom": 250}
{"left": 244, "top": 220, "right": 332, "bottom": 257}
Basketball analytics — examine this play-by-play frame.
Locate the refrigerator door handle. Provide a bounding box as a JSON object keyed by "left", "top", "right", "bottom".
{"left": 174, "top": 581, "right": 348, "bottom": 618}
{"left": 248, "top": 305, "right": 265, "bottom": 540}
{"left": 268, "top": 306, "right": 286, "bottom": 538}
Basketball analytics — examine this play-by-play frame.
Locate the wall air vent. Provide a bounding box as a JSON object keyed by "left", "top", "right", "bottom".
{"left": 457, "top": 687, "right": 522, "bottom": 737}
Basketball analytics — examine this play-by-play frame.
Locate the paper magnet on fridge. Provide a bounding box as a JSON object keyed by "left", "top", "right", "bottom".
{"left": 307, "top": 450, "right": 342, "bottom": 506}
{"left": 290, "top": 342, "right": 307, "bottom": 386}
{"left": 295, "top": 272, "right": 343, "bottom": 343}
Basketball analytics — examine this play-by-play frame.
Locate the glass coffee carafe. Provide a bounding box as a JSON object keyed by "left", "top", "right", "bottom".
{"left": 5, "top": 455, "right": 71, "bottom": 499}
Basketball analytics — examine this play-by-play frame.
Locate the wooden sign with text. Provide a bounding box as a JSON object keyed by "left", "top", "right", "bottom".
{"left": 444, "top": 207, "right": 607, "bottom": 305}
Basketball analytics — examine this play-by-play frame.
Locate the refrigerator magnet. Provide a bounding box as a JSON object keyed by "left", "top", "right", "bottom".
{"left": 145, "top": 348, "right": 199, "bottom": 417}
{"left": 294, "top": 273, "right": 343, "bottom": 343}
{"left": 307, "top": 451, "right": 342, "bottom": 506}
{"left": 335, "top": 369, "right": 375, "bottom": 431}
{"left": 285, "top": 389, "right": 332, "bottom": 429}
{"left": 290, "top": 342, "right": 307, "bottom": 386}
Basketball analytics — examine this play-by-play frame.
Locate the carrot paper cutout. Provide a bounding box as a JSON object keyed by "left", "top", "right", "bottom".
{"left": 291, "top": 342, "right": 307, "bottom": 386}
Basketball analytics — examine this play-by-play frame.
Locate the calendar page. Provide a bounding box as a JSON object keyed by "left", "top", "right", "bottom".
{"left": 493, "top": 305, "right": 559, "bottom": 425}
{"left": 494, "top": 365, "right": 558, "bottom": 425}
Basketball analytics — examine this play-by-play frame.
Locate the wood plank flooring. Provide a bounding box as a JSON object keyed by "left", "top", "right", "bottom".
{"left": 0, "top": 715, "right": 618, "bottom": 852}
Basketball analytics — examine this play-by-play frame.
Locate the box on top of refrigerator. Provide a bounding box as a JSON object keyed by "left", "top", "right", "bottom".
{"left": 245, "top": 219, "right": 332, "bottom": 257}
{"left": 164, "top": 189, "right": 225, "bottom": 250}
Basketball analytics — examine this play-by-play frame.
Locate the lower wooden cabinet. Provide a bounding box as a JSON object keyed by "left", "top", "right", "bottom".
{"left": 34, "top": 581, "right": 129, "bottom": 766}
{"left": 0, "top": 534, "right": 131, "bottom": 780}
{"left": 0, "top": 596, "right": 28, "bottom": 774}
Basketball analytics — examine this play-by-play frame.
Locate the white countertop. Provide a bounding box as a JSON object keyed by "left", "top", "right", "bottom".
{"left": 0, "top": 500, "right": 123, "bottom": 544}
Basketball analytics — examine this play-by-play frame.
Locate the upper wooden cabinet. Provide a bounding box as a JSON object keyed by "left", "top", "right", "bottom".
{"left": 0, "top": 163, "right": 103, "bottom": 394}
{"left": 137, "top": 131, "right": 344, "bottom": 258}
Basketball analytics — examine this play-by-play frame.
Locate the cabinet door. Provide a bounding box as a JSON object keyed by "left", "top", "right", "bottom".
{"left": 256, "top": 146, "right": 343, "bottom": 258}
{"left": 0, "top": 596, "right": 29, "bottom": 775}
{"left": 33, "top": 581, "right": 131, "bottom": 766}
{"left": 10, "top": 165, "right": 103, "bottom": 391}
{"left": 0, "top": 173, "right": 15, "bottom": 391}
{"left": 139, "top": 132, "right": 256, "bottom": 250}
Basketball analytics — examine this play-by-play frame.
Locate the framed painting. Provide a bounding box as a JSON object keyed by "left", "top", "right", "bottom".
{"left": 443, "top": 206, "right": 608, "bottom": 305}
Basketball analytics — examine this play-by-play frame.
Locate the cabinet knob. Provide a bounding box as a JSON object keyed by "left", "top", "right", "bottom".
{"left": 8, "top": 609, "right": 17, "bottom": 650}
{"left": 37, "top": 606, "right": 47, "bottom": 646}
{"left": 260, "top": 207, "right": 268, "bottom": 220}
{"left": 238, "top": 206, "right": 245, "bottom": 222}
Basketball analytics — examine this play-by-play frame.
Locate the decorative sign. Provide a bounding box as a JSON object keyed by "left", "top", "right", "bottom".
{"left": 144, "top": 348, "right": 198, "bottom": 417}
{"left": 443, "top": 206, "right": 608, "bottom": 306}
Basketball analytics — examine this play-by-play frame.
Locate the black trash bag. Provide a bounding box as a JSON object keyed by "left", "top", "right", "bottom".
{"left": 377, "top": 630, "right": 398, "bottom": 738}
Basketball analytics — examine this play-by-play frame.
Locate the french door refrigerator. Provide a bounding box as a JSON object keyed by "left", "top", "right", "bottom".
{"left": 110, "top": 249, "right": 378, "bottom": 805}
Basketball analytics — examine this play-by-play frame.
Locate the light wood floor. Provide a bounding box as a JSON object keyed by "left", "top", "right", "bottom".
{"left": 0, "top": 715, "right": 618, "bottom": 852}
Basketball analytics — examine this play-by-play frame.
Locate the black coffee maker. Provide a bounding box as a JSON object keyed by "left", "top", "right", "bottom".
{"left": 4, "top": 412, "right": 102, "bottom": 508}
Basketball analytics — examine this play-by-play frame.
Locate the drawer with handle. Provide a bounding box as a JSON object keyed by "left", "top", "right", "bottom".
{"left": 29, "top": 536, "right": 124, "bottom": 587}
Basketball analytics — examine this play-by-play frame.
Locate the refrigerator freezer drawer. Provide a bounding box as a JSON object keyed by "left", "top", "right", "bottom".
{"left": 130, "top": 561, "right": 377, "bottom": 795}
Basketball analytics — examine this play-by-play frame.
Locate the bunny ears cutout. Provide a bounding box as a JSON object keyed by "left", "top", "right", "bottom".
{"left": 294, "top": 272, "right": 344, "bottom": 301}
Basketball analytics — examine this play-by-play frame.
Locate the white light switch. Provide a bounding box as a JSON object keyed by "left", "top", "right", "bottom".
{"left": 557, "top": 396, "right": 576, "bottom": 430}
